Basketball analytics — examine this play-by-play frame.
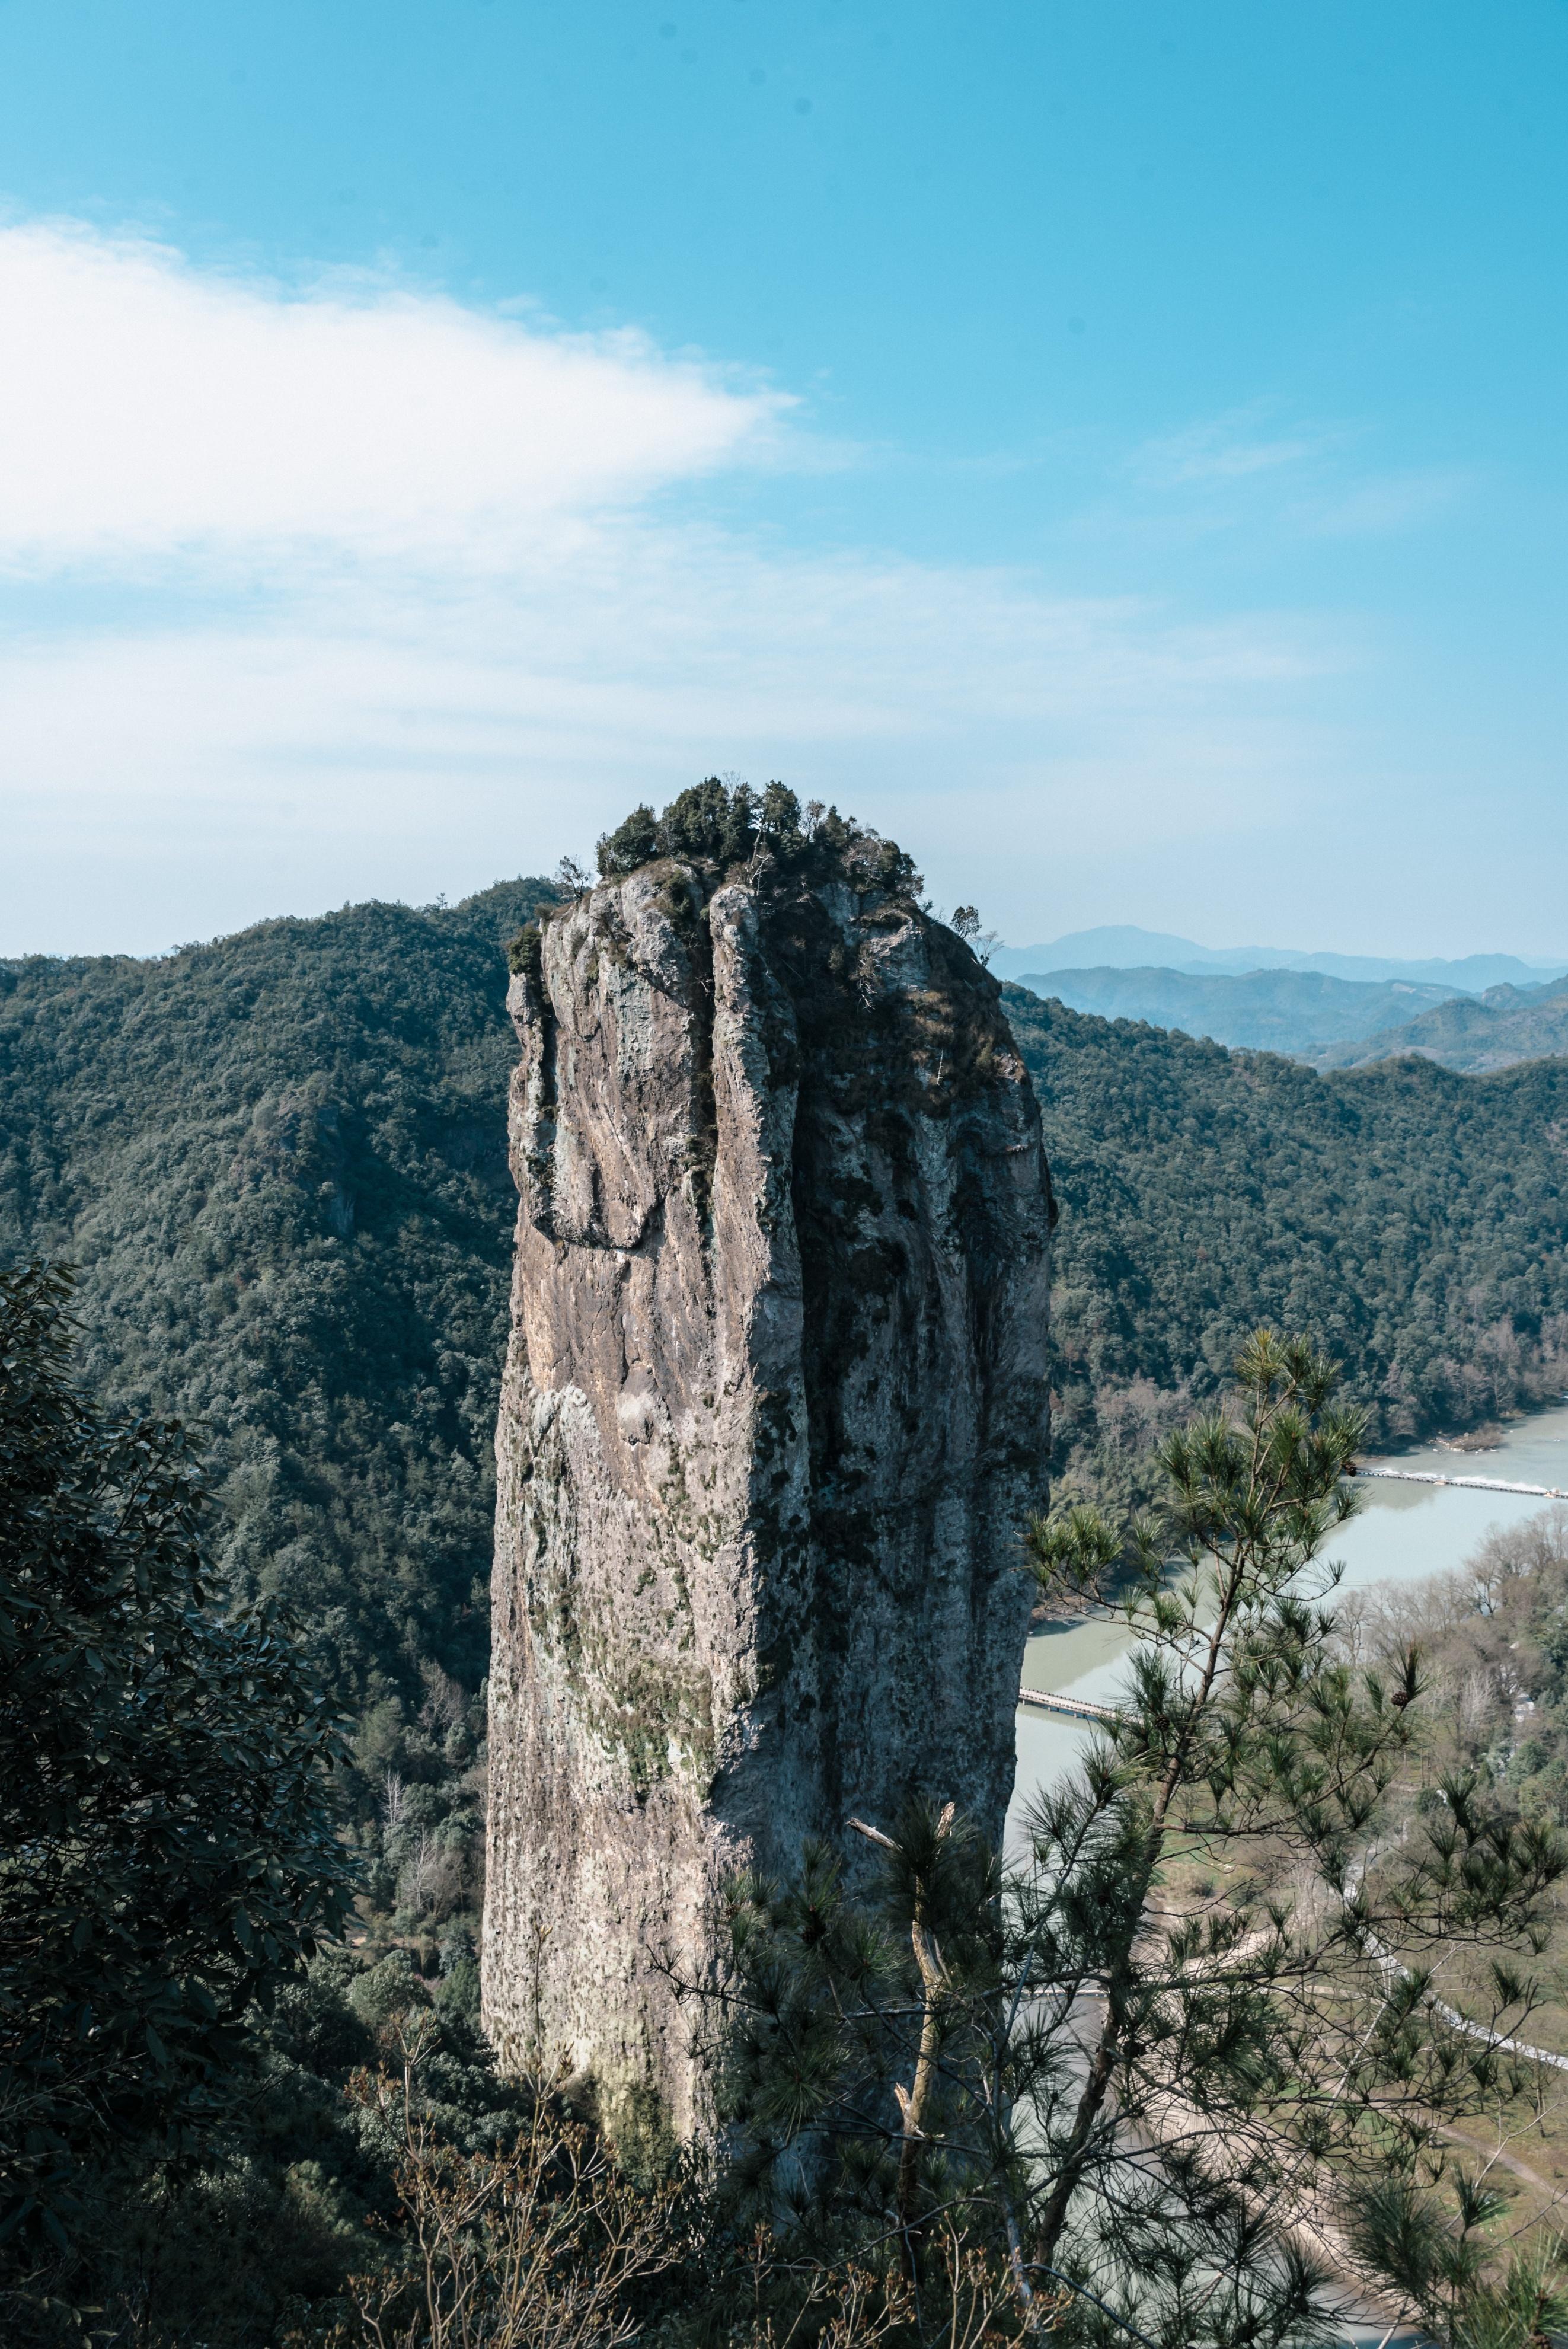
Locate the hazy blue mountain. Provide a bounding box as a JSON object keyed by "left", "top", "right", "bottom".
{"left": 991, "top": 924, "right": 1568, "bottom": 993}
{"left": 1015, "top": 965, "right": 1461, "bottom": 1055}
{"left": 990, "top": 925, "right": 1234, "bottom": 978}
{"left": 1313, "top": 973, "right": 1568, "bottom": 1074}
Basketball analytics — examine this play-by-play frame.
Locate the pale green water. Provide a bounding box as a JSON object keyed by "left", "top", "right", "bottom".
{"left": 1004, "top": 1406, "right": 1568, "bottom": 2344}
{"left": 1009, "top": 1399, "right": 1568, "bottom": 1830}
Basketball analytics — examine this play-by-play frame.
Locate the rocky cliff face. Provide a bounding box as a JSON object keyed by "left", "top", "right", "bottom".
{"left": 482, "top": 803, "right": 1053, "bottom": 2140}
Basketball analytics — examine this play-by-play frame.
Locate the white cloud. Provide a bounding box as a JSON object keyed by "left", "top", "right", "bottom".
{"left": 1127, "top": 408, "right": 1473, "bottom": 543}
{"left": 0, "top": 220, "right": 785, "bottom": 570}
{"left": 0, "top": 220, "right": 1355, "bottom": 955}
{"left": 1131, "top": 412, "right": 1336, "bottom": 490}
{"left": 1304, "top": 467, "right": 1471, "bottom": 538}
{"left": 1, "top": 530, "right": 1339, "bottom": 937}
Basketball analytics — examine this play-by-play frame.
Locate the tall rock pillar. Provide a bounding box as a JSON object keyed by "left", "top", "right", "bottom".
{"left": 483, "top": 821, "right": 1053, "bottom": 2140}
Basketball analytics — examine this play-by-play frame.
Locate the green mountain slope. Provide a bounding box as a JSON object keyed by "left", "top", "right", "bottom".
{"left": 7, "top": 886, "right": 1568, "bottom": 1708}
{"left": 0, "top": 878, "right": 558, "bottom": 1718}
{"left": 1007, "top": 992, "right": 1568, "bottom": 1496}
{"left": 1016, "top": 963, "right": 1458, "bottom": 1055}
{"left": 1312, "top": 974, "right": 1568, "bottom": 1073}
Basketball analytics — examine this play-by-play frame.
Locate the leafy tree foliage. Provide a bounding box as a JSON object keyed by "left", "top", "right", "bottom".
{"left": 7, "top": 828, "right": 1568, "bottom": 2337}
{"left": 0, "top": 880, "right": 558, "bottom": 1942}
{"left": 594, "top": 777, "right": 922, "bottom": 896}
{"left": 0, "top": 879, "right": 558, "bottom": 1711}
{"left": 1349, "top": 2171, "right": 1568, "bottom": 2349}
{"left": 9, "top": 859, "right": 1568, "bottom": 1751}
{"left": 713, "top": 1336, "right": 1566, "bottom": 2348}
{"left": 11, "top": 1945, "right": 540, "bottom": 2347}
{"left": 0, "top": 1261, "right": 355, "bottom": 2252}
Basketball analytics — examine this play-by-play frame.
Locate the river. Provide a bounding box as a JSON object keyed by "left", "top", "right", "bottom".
{"left": 1010, "top": 1400, "right": 1568, "bottom": 1830}
{"left": 1005, "top": 1403, "right": 1568, "bottom": 2346}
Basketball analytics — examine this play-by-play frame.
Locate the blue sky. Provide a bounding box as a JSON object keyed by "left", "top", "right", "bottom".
{"left": 2, "top": 1, "right": 1566, "bottom": 956}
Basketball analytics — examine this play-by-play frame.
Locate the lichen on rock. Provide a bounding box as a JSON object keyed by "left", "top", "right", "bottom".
{"left": 482, "top": 783, "right": 1055, "bottom": 2141}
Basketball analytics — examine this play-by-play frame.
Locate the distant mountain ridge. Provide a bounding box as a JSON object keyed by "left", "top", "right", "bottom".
{"left": 991, "top": 924, "right": 1568, "bottom": 994}
{"left": 1313, "top": 972, "right": 1568, "bottom": 1074}
{"left": 1016, "top": 965, "right": 1462, "bottom": 1057}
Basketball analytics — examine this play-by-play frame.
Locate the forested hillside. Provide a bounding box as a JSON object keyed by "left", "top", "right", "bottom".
{"left": 1013, "top": 993, "right": 1568, "bottom": 1499}
{"left": 7, "top": 885, "right": 1568, "bottom": 1725}
{"left": 0, "top": 880, "right": 558, "bottom": 1827}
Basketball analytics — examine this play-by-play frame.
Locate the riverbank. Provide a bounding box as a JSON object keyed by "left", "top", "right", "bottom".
{"left": 1006, "top": 1403, "right": 1568, "bottom": 2345}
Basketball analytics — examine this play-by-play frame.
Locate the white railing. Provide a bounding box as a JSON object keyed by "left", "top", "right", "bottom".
{"left": 1355, "top": 1466, "right": 1568, "bottom": 1500}
{"left": 1017, "top": 1686, "right": 1120, "bottom": 1722}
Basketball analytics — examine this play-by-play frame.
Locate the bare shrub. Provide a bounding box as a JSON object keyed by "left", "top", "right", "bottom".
{"left": 1094, "top": 1374, "right": 1191, "bottom": 1456}
{"left": 341, "top": 2059, "right": 681, "bottom": 2349}
{"left": 763, "top": 2231, "right": 1050, "bottom": 2349}
{"left": 419, "top": 1662, "right": 467, "bottom": 1735}
{"left": 381, "top": 1770, "right": 408, "bottom": 1835}
{"left": 398, "top": 1832, "right": 464, "bottom": 1923}
{"left": 1333, "top": 1505, "right": 1568, "bottom": 1773}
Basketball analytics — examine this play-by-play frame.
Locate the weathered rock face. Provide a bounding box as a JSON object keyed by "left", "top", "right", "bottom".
{"left": 482, "top": 851, "right": 1053, "bottom": 2140}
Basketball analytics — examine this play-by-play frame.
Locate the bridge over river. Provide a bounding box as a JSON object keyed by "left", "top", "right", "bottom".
{"left": 1354, "top": 1464, "right": 1568, "bottom": 1501}
{"left": 1017, "top": 1685, "right": 1120, "bottom": 1722}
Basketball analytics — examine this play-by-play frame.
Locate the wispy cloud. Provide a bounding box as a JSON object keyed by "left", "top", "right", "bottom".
{"left": 1129, "top": 410, "right": 1339, "bottom": 490}
{"left": 1304, "top": 467, "right": 1471, "bottom": 538}
{"left": 1125, "top": 404, "right": 1473, "bottom": 541}
{"left": 0, "top": 221, "right": 1350, "bottom": 954}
